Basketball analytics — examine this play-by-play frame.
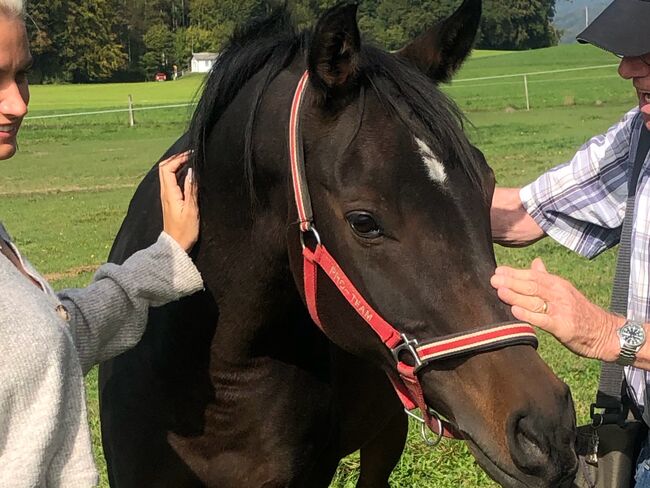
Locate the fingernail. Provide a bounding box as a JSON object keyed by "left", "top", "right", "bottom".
{"left": 187, "top": 168, "right": 193, "bottom": 183}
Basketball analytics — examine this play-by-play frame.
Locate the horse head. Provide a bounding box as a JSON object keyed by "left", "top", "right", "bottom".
{"left": 190, "top": 1, "right": 578, "bottom": 485}
{"left": 288, "top": 2, "right": 577, "bottom": 486}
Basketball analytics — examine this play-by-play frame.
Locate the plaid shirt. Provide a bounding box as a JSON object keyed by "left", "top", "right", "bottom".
{"left": 520, "top": 107, "right": 650, "bottom": 410}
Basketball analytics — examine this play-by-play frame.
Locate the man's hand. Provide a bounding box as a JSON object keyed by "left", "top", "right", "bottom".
{"left": 159, "top": 151, "right": 200, "bottom": 252}
{"left": 490, "top": 258, "right": 623, "bottom": 362}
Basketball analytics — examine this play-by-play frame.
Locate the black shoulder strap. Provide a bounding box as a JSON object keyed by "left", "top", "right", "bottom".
{"left": 630, "top": 126, "right": 650, "bottom": 196}
{"left": 593, "top": 123, "right": 650, "bottom": 423}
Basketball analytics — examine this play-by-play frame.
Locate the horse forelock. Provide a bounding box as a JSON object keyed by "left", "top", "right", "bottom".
{"left": 188, "top": 6, "right": 486, "bottom": 204}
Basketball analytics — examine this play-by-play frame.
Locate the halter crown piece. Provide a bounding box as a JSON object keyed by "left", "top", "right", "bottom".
{"left": 289, "top": 71, "right": 538, "bottom": 444}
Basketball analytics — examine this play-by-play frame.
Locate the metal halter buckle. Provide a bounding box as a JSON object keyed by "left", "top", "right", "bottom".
{"left": 300, "top": 226, "right": 321, "bottom": 250}
{"left": 391, "top": 334, "right": 422, "bottom": 368}
{"left": 404, "top": 408, "right": 444, "bottom": 448}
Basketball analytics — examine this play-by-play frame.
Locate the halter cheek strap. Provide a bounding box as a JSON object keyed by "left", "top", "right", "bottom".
{"left": 290, "top": 71, "right": 538, "bottom": 441}
{"left": 289, "top": 71, "right": 314, "bottom": 233}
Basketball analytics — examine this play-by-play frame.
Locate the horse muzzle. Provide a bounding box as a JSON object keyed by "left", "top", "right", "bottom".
{"left": 418, "top": 349, "right": 578, "bottom": 488}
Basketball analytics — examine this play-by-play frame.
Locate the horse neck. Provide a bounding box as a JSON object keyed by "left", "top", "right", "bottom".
{"left": 193, "top": 74, "right": 326, "bottom": 370}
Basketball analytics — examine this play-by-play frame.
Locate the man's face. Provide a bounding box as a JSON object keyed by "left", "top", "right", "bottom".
{"left": 0, "top": 15, "right": 31, "bottom": 161}
{"left": 619, "top": 54, "right": 650, "bottom": 130}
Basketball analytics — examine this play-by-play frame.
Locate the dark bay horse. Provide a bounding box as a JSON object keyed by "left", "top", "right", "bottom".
{"left": 100, "top": 1, "right": 578, "bottom": 486}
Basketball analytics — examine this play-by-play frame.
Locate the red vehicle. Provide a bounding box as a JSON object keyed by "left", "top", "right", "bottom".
{"left": 154, "top": 72, "right": 167, "bottom": 82}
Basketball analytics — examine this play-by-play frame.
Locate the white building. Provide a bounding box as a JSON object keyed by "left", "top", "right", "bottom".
{"left": 191, "top": 53, "right": 219, "bottom": 73}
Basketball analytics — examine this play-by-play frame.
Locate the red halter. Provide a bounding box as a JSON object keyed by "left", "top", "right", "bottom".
{"left": 289, "top": 71, "right": 538, "bottom": 442}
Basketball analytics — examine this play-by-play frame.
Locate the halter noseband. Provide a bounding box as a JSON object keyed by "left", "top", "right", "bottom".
{"left": 289, "top": 71, "right": 538, "bottom": 442}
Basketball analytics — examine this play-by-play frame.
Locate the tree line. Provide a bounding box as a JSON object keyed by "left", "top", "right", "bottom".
{"left": 25, "top": 0, "right": 559, "bottom": 83}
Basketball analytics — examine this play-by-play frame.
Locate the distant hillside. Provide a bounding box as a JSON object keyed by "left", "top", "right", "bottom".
{"left": 554, "top": 0, "right": 610, "bottom": 44}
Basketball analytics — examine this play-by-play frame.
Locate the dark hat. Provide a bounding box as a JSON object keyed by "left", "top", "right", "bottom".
{"left": 577, "top": 0, "right": 650, "bottom": 57}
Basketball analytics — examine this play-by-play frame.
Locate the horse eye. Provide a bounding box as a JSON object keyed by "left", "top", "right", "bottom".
{"left": 346, "top": 212, "right": 383, "bottom": 239}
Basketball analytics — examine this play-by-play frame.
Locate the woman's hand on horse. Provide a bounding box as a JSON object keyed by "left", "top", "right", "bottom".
{"left": 158, "top": 151, "right": 200, "bottom": 252}
{"left": 490, "top": 258, "right": 623, "bottom": 362}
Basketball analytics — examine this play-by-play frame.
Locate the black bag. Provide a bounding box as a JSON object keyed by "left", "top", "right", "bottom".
{"left": 574, "top": 410, "right": 647, "bottom": 487}
{"left": 573, "top": 124, "right": 650, "bottom": 488}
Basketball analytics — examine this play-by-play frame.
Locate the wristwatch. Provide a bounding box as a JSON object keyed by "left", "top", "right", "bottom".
{"left": 616, "top": 320, "right": 646, "bottom": 366}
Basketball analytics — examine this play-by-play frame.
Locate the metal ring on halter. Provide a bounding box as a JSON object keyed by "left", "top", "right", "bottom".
{"left": 421, "top": 411, "right": 444, "bottom": 448}
{"left": 300, "top": 226, "right": 322, "bottom": 250}
{"left": 403, "top": 408, "right": 444, "bottom": 448}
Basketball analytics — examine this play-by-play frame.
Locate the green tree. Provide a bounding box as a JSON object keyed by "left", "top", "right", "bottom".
{"left": 478, "top": 0, "right": 559, "bottom": 49}
{"left": 358, "top": 0, "right": 558, "bottom": 51}
{"left": 142, "top": 23, "right": 175, "bottom": 77}
{"left": 59, "top": 0, "right": 127, "bottom": 82}
{"left": 27, "top": 0, "right": 126, "bottom": 82}
{"left": 187, "top": 0, "right": 269, "bottom": 49}
{"left": 26, "top": 0, "right": 67, "bottom": 82}
{"left": 174, "top": 25, "right": 222, "bottom": 64}
{"left": 26, "top": 0, "right": 559, "bottom": 83}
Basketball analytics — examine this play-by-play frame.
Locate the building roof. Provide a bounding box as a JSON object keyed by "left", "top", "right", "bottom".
{"left": 192, "top": 52, "right": 219, "bottom": 61}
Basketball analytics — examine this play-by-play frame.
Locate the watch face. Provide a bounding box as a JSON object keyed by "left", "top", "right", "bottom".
{"left": 621, "top": 324, "right": 646, "bottom": 347}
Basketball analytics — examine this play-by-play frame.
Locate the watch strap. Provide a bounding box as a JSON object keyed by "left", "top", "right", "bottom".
{"left": 617, "top": 350, "right": 636, "bottom": 367}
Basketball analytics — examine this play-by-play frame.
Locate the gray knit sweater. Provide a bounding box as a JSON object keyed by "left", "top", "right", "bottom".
{"left": 0, "top": 223, "right": 203, "bottom": 487}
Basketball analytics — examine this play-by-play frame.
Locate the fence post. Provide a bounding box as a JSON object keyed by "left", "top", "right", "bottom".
{"left": 524, "top": 75, "right": 530, "bottom": 111}
{"left": 128, "top": 95, "right": 135, "bottom": 127}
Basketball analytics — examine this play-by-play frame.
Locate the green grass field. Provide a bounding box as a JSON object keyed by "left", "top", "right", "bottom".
{"left": 0, "top": 44, "right": 640, "bottom": 487}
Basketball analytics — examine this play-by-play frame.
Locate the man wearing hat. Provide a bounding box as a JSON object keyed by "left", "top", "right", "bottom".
{"left": 490, "top": 0, "right": 650, "bottom": 482}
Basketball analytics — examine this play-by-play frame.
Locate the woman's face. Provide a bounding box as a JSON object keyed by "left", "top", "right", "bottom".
{"left": 0, "top": 15, "right": 31, "bottom": 161}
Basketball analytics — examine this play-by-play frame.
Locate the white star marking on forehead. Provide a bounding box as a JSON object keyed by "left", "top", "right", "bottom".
{"left": 415, "top": 138, "right": 447, "bottom": 185}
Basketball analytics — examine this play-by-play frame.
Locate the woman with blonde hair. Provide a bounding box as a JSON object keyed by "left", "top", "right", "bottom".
{"left": 0, "top": 0, "right": 202, "bottom": 486}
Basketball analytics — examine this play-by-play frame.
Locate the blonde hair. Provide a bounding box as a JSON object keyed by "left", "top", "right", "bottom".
{"left": 0, "top": 0, "right": 24, "bottom": 18}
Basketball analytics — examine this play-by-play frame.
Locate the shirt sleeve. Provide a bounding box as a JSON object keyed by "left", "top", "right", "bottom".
{"left": 57, "top": 232, "right": 203, "bottom": 374}
{"left": 520, "top": 108, "right": 641, "bottom": 259}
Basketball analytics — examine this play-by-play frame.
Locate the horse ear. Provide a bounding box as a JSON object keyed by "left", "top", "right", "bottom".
{"left": 308, "top": 3, "right": 361, "bottom": 96}
{"left": 396, "top": 0, "right": 481, "bottom": 83}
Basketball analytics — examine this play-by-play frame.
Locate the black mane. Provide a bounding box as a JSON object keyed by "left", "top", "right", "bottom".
{"left": 188, "top": 7, "right": 301, "bottom": 191}
{"left": 189, "top": 5, "right": 483, "bottom": 193}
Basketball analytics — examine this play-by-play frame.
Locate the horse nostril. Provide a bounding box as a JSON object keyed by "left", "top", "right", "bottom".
{"left": 509, "top": 415, "right": 551, "bottom": 477}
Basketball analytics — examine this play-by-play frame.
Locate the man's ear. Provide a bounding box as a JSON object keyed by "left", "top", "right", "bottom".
{"left": 396, "top": 0, "right": 481, "bottom": 83}
{"left": 308, "top": 2, "right": 361, "bottom": 98}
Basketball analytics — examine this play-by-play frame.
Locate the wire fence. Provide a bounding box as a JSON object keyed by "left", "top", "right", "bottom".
{"left": 454, "top": 63, "right": 618, "bottom": 83}
{"left": 27, "top": 102, "right": 197, "bottom": 120}
{"left": 447, "top": 63, "right": 631, "bottom": 112}
{"left": 21, "top": 62, "right": 633, "bottom": 129}
{"left": 22, "top": 97, "right": 199, "bottom": 139}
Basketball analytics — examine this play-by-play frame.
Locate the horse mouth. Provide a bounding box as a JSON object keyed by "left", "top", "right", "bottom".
{"left": 463, "top": 436, "right": 577, "bottom": 488}
{"left": 464, "top": 437, "right": 529, "bottom": 488}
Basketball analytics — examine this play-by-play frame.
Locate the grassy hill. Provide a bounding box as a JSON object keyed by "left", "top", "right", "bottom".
{"left": 460, "top": 43, "right": 617, "bottom": 78}
{"left": 26, "top": 74, "right": 205, "bottom": 116}
{"left": 449, "top": 43, "right": 634, "bottom": 111}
